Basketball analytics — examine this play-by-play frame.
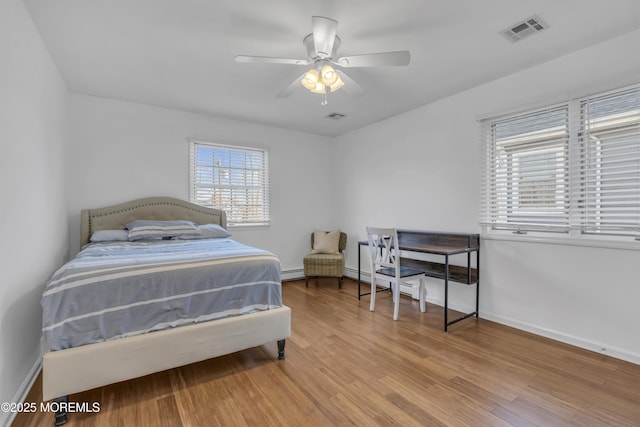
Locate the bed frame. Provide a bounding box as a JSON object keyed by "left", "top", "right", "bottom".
{"left": 43, "top": 197, "right": 291, "bottom": 424}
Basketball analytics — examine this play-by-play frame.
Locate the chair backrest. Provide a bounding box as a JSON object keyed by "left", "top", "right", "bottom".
{"left": 366, "top": 227, "right": 400, "bottom": 272}
{"left": 310, "top": 231, "right": 348, "bottom": 252}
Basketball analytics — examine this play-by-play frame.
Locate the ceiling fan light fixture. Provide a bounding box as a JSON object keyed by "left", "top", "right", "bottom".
{"left": 310, "top": 82, "right": 326, "bottom": 94}
{"left": 328, "top": 74, "right": 344, "bottom": 92}
{"left": 321, "top": 64, "right": 338, "bottom": 85}
{"left": 301, "top": 63, "right": 342, "bottom": 98}
{"left": 301, "top": 69, "right": 319, "bottom": 90}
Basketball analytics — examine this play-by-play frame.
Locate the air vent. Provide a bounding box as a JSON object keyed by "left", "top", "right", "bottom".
{"left": 500, "top": 15, "right": 547, "bottom": 42}
{"left": 326, "top": 112, "right": 346, "bottom": 120}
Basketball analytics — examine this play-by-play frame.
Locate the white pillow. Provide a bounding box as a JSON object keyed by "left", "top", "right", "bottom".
{"left": 90, "top": 229, "right": 129, "bottom": 242}
{"left": 311, "top": 230, "right": 341, "bottom": 254}
{"left": 176, "top": 224, "right": 231, "bottom": 239}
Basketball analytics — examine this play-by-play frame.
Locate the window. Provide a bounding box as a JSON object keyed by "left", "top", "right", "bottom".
{"left": 480, "top": 84, "right": 640, "bottom": 240}
{"left": 579, "top": 87, "right": 640, "bottom": 237}
{"left": 482, "top": 106, "right": 570, "bottom": 233}
{"left": 189, "top": 141, "right": 270, "bottom": 227}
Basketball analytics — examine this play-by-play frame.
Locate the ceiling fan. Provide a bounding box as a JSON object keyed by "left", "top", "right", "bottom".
{"left": 234, "top": 16, "right": 411, "bottom": 105}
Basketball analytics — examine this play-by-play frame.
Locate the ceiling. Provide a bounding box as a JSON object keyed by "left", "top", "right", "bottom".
{"left": 24, "top": 0, "right": 640, "bottom": 137}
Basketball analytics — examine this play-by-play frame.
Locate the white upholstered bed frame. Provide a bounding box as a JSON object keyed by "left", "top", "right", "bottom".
{"left": 42, "top": 197, "right": 291, "bottom": 409}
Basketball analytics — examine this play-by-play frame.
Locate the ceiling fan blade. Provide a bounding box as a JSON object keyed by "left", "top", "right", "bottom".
{"left": 336, "top": 51, "right": 410, "bottom": 67}
{"left": 336, "top": 70, "right": 366, "bottom": 97}
{"left": 276, "top": 72, "right": 307, "bottom": 98}
{"left": 312, "top": 16, "right": 338, "bottom": 58}
{"left": 235, "top": 55, "right": 310, "bottom": 66}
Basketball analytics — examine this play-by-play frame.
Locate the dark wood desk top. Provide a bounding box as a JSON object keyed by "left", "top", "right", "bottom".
{"left": 358, "top": 240, "right": 475, "bottom": 255}
{"left": 358, "top": 229, "right": 480, "bottom": 256}
{"left": 398, "top": 242, "right": 475, "bottom": 255}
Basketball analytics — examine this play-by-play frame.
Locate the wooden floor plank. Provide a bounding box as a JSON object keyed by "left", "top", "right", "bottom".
{"left": 12, "top": 279, "right": 640, "bottom": 426}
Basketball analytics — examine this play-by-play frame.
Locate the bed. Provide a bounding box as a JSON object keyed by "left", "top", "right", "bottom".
{"left": 41, "top": 197, "right": 291, "bottom": 424}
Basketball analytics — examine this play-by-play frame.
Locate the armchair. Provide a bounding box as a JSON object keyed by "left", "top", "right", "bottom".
{"left": 303, "top": 230, "right": 347, "bottom": 288}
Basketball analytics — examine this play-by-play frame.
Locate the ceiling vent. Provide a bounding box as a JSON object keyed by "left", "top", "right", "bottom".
{"left": 326, "top": 112, "right": 346, "bottom": 120}
{"left": 500, "top": 15, "right": 547, "bottom": 42}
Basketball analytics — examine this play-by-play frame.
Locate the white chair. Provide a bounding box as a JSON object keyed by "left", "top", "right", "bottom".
{"left": 367, "top": 227, "right": 426, "bottom": 320}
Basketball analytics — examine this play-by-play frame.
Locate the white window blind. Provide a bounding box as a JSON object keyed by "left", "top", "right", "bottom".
{"left": 480, "top": 105, "right": 570, "bottom": 233}
{"left": 481, "top": 83, "right": 640, "bottom": 241}
{"left": 189, "top": 141, "right": 270, "bottom": 227}
{"left": 578, "top": 87, "right": 640, "bottom": 237}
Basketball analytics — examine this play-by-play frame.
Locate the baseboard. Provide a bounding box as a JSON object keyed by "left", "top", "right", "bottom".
{"left": 1, "top": 353, "right": 42, "bottom": 427}
{"left": 480, "top": 312, "right": 640, "bottom": 365}
{"left": 281, "top": 268, "right": 304, "bottom": 281}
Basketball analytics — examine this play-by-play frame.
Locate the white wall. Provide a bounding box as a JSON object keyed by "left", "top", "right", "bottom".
{"left": 67, "top": 94, "right": 336, "bottom": 273}
{"left": 335, "top": 29, "right": 640, "bottom": 363}
{"left": 0, "top": 0, "right": 69, "bottom": 422}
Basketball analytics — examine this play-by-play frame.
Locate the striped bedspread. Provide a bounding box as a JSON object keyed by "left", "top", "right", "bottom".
{"left": 42, "top": 238, "right": 282, "bottom": 351}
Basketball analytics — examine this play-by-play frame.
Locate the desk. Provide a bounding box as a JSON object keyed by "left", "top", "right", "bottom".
{"left": 358, "top": 230, "right": 480, "bottom": 332}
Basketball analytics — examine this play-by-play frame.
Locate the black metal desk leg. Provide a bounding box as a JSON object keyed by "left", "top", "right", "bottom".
{"left": 358, "top": 243, "right": 361, "bottom": 300}
{"left": 476, "top": 248, "right": 480, "bottom": 317}
{"left": 444, "top": 256, "right": 449, "bottom": 332}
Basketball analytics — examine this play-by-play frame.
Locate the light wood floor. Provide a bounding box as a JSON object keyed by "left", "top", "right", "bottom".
{"left": 13, "top": 278, "right": 640, "bottom": 426}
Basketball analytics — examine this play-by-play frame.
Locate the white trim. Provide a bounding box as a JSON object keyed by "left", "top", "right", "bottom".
{"left": 480, "top": 311, "right": 640, "bottom": 365}
{"left": 1, "top": 354, "right": 42, "bottom": 427}
{"left": 481, "top": 230, "right": 640, "bottom": 251}
{"left": 344, "top": 266, "right": 361, "bottom": 280}
{"left": 227, "top": 224, "right": 270, "bottom": 231}
{"left": 281, "top": 268, "right": 304, "bottom": 281}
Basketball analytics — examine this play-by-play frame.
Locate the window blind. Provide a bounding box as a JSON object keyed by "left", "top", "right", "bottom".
{"left": 480, "top": 105, "right": 570, "bottom": 233}
{"left": 578, "top": 87, "right": 640, "bottom": 237}
{"left": 189, "top": 141, "right": 270, "bottom": 226}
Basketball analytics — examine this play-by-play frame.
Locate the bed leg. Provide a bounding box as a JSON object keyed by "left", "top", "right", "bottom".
{"left": 53, "top": 395, "right": 69, "bottom": 426}
{"left": 277, "top": 339, "right": 286, "bottom": 360}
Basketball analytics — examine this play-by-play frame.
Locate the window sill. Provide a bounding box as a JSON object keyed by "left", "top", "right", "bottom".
{"left": 481, "top": 232, "right": 640, "bottom": 251}
{"left": 228, "top": 224, "right": 270, "bottom": 231}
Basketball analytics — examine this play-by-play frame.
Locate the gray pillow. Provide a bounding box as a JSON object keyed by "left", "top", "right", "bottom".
{"left": 90, "top": 229, "right": 129, "bottom": 242}
{"left": 126, "top": 220, "right": 201, "bottom": 241}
